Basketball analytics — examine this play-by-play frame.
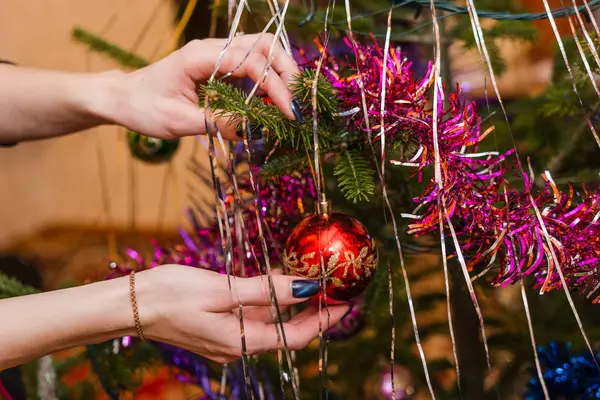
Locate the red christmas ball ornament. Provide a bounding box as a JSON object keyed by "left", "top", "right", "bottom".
{"left": 283, "top": 199, "right": 378, "bottom": 301}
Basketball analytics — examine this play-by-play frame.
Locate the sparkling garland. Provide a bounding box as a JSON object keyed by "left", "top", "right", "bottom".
{"left": 310, "top": 39, "right": 600, "bottom": 301}
{"left": 108, "top": 171, "right": 314, "bottom": 279}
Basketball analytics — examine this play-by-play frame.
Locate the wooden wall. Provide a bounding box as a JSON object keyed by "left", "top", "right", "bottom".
{"left": 0, "top": 0, "right": 217, "bottom": 250}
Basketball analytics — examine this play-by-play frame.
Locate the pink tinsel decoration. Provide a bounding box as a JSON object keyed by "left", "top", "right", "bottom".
{"left": 107, "top": 172, "right": 315, "bottom": 279}
{"left": 316, "top": 40, "right": 600, "bottom": 301}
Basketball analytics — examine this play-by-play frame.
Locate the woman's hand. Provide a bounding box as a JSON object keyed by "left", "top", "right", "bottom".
{"left": 136, "top": 265, "right": 349, "bottom": 363}
{"left": 0, "top": 264, "right": 348, "bottom": 370}
{"left": 104, "top": 33, "right": 303, "bottom": 141}
{"left": 0, "top": 33, "right": 302, "bottom": 143}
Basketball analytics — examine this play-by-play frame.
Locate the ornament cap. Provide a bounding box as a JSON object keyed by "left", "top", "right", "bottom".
{"left": 318, "top": 193, "right": 332, "bottom": 216}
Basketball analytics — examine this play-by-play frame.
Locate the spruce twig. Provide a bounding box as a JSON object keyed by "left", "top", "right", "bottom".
{"left": 334, "top": 149, "right": 376, "bottom": 203}
{"left": 261, "top": 152, "right": 308, "bottom": 180}
{"left": 72, "top": 27, "right": 149, "bottom": 69}
{"left": 291, "top": 69, "right": 339, "bottom": 118}
{"left": 200, "top": 80, "right": 301, "bottom": 143}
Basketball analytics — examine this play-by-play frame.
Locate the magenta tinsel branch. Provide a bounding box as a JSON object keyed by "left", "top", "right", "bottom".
{"left": 107, "top": 171, "right": 315, "bottom": 280}
{"left": 315, "top": 39, "right": 600, "bottom": 301}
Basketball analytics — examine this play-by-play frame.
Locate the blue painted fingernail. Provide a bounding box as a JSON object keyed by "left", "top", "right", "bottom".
{"left": 342, "top": 303, "right": 355, "bottom": 320}
{"left": 235, "top": 124, "right": 244, "bottom": 138}
{"left": 291, "top": 280, "right": 319, "bottom": 298}
{"left": 248, "top": 123, "right": 264, "bottom": 140}
{"left": 236, "top": 123, "right": 264, "bottom": 140}
{"left": 290, "top": 99, "right": 305, "bottom": 124}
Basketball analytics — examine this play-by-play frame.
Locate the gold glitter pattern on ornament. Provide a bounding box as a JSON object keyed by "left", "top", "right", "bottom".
{"left": 283, "top": 240, "right": 377, "bottom": 288}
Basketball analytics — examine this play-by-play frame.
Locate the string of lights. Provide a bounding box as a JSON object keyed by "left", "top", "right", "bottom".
{"left": 300, "top": 0, "right": 600, "bottom": 38}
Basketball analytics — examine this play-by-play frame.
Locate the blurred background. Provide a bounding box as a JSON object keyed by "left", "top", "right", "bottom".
{"left": 2, "top": 0, "right": 600, "bottom": 399}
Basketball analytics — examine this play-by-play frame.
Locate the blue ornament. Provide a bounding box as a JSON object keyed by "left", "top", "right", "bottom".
{"left": 524, "top": 342, "right": 600, "bottom": 399}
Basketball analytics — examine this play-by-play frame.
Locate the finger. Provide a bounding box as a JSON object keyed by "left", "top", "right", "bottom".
{"left": 245, "top": 304, "right": 350, "bottom": 354}
{"left": 229, "top": 268, "right": 291, "bottom": 322}
{"left": 176, "top": 107, "right": 241, "bottom": 140}
{"left": 287, "top": 299, "right": 354, "bottom": 326}
{"left": 218, "top": 46, "right": 293, "bottom": 119}
{"left": 203, "top": 34, "right": 298, "bottom": 84}
{"left": 231, "top": 304, "right": 290, "bottom": 324}
{"left": 209, "top": 274, "right": 320, "bottom": 311}
{"left": 181, "top": 42, "right": 295, "bottom": 120}
{"left": 229, "top": 33, "right": 299, "bottom": 85}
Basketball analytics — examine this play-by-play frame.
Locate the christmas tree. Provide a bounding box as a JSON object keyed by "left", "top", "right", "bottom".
{"left": 3, "top": 1, "right": 600, "bottom": 399}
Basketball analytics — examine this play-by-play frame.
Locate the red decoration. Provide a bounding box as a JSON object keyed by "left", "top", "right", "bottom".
{"left": 259, "top": 95, "right": 273, "bottom": 105}
{"left": 283, "top": 211, "right": 378, "bottom": 301}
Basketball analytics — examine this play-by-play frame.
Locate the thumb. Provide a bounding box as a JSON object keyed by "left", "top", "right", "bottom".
{"left": 177, "top": 107, "right": 241, "bottom": 140}
{"left": 218, "top": 274, "right": 320, "bottom": 310}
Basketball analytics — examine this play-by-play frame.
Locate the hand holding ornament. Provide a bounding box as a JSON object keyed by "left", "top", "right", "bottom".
{"left": 136, "top": 265, "right": 350, "bottom": 363}
{"left": 0, "top": 264, "right": 349, "bottom": 370}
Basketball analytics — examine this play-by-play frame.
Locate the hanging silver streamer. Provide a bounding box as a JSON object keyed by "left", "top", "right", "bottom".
{"left": 308, "top": 0, "right": 335, "bottom": 394}
{"left": 570, "top": 0, "right": 600, "bottom": 71}
{"left": 203, "top": 2, "right": 254, "bottom": 396}
{"left": 231, "top": 1, "right": 302, "bottom": 397}
{"left": 37, "top": 355, "right": 58, "bottom": 400}
{"left": 343, "top": 2, "right": 436, "bottom": 398}
{"left": 428, "top": 1, "right": 466, "bottom": 394}
{"left": 459, "top": 1, "right": 570, "bottom": 395}
{"left": 562, "top": 8, "right": 600, "bottom": 98}
{"left": 539, "top": 0, "right": 600, "bottom": 148}
{"left": 379, "top": 9, "right": 400, "bottom": 400}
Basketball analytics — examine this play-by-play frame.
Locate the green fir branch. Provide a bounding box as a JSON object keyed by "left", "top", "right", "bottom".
{"left": 261, "top": 152, "right": 308, "bottom": 180}
{"left": 200, "top": 80, "right": 301, "bottom": 143}
{"left": 72, "top": 27, "right": 149, "bottom": 69}
{"left": 200, "top": 70, "right": 339, "bottom": 149}
{"left": 333, "top": 149, "right": 376, "bottom": 203}
{"left": 0, "top": 271, "right": 39, "bottom": 299}
{"left": 291, "top": 69, "right": 339, "bottom": 119}
{"left": 487, "top": 20, "right": 537, "bottom": 42}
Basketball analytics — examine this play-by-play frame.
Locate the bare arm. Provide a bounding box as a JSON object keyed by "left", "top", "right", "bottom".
{"left": 0, "top": 274, "right": 138, "bottom": 369}
{"left": 0, "top": 64, "right": 121, "bottom": 144}
{"left": 0, "top": 265, "right": 348, "bottom": 371}
{"left": 0, "top": 34, "right": 302, "bottom": 145}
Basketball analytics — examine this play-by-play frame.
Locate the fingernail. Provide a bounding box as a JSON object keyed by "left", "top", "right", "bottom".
{"left": 341, "top": 302, "right": 355, "bottom": 320}
{"left": 291, "top": 280, "right": 320, "bottom": 298}
{"left": 235, "top": 124, "right": 244, "bottom": 138}
{"left": 236, "top": 123, "right": 264, "bottom": 140}
{"left": 290, "top": 99, "right": 305, "bottom": 124}
{"left": 248, "top": 122, "right": 264, "bottom": 140}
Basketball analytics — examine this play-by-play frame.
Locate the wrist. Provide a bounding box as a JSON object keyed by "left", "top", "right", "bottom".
{"left": 77, "top": 276, "right": 138, "bottom": 344}
{"left": 70, "top": 70, "right": 127, "bottom": 128}
{"left": 128, "top": 269, "right": 163, "bottom": 341}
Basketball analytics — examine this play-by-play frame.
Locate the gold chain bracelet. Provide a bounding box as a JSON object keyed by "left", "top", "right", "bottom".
{"left": 129, "top": 271, "right": 147, "bottom": 343}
